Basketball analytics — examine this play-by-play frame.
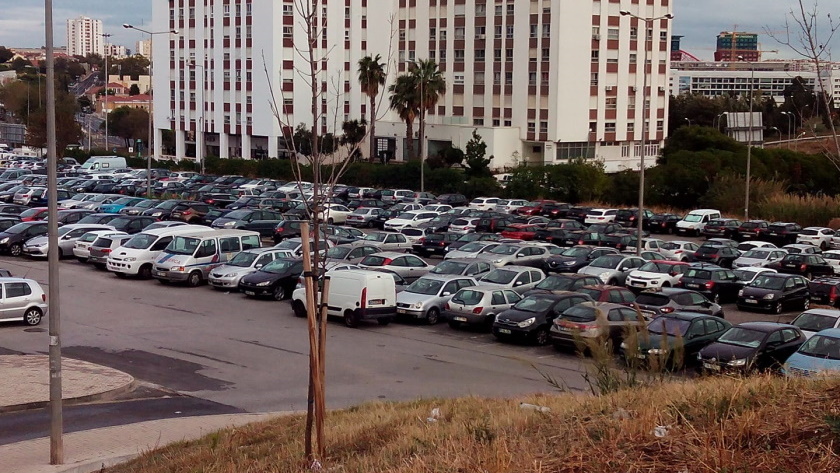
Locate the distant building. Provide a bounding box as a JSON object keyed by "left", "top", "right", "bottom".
{"left": 135, "top": 39, "right": 151, "bottom": 58}
{"left": 108, "top": 74, "right": 151, "bottom": 95}
{"left": 715, "top": 32, "right": 760, "bottom": 62}
{"left": 67, "top": 16, "right": 104, "bottom": 57}
{"left": 105, "top": 44, "right": 129, "bottom": 59}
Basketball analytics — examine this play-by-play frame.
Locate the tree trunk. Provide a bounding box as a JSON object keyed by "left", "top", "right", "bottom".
{"left": 369, "top": 94, "right": 376, "bottom": 163}
{"left": 405, "top": 119, "right": 414, "bottom": 161}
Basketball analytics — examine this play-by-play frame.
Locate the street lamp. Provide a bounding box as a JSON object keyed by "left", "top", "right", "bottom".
{"left": 738, "top": 55, "right": 756, "bottom": 220}
{"left": 619, "top": 9, "right": 675, "bottom": 255}
{"left": 101, "top": 32, "right": 112, "bottom": 150}
{"left": 713, "top": 111, "right": 728, "bottom": 131}
{"left": 123, "top": 24, "right": 179, "bottom": 198}
{"left": 780, "top": 111, "right": 793, "bottom": 148}
{"left": 188, "top": 62, "right": 206, "bottom": 174}
{"left": 769, "top": 126, "right": 782, "bottom": 144}
{"left": 684, "top": 117, "right": 693, "bottom": 127}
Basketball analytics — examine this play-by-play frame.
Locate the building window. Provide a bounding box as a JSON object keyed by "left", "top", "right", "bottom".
{"left": 439, "top": 29, "right": 447, "bottom": 40}
{"left": 527, "top": 122, "right": 535, "bottom": 134}
{"left": 627, "top": 122, "right": 635, "bottom": 133}
{"left": 235, "top": 4, "right": 241, "bottom": 17}
{"left": 542, "top": 48, "right": 550, "bottom": 60}
{"left": 439, "top": 49, "right": 446, "bottom": 61}
{"left": 605, "top": 122, "right": 616, "bottom": 132}
{"left": 475, "top": 26, "right": 486, "bottom": 39}
{"left": 224, "top": 115, "right": 230, "bottom": 124}
{"left": 224, "top": 4, "right": 230, "bottom": 17}
{"left": 476, "top": 3, "right": 486, "bottom": 16}
{"left": 621, "top": 144, "right": 630, "bottom": 157}
{"left": 493, "top": 72, "right": 501, "bottom": 85}
{"left": 247, "top": 3, "right": 252, "bottom": 16}
{"left": 504, "top": 120, "right": 512, "bottom": 126}
{"left": 283, "top": 5, "right": 293, "bottom": 16}
{"left": 529, "top": 72, "right": 537, "bottom": 86}
{"left": 454, "top": 49, "right": 465, "bottom": 62}
{"left": 556, "top": 142, "right": 595, "bottom": 160}
{"left": 454, "top": 74, "right": 464, "bottom": 85}
{"left": 542, "top": 24, "right": 550, "bottom": 38}
{"left": 660, "top": 31, "right": 668, "bottom": 41}
{"left": 475, "top": 72, "right": 485, "bottom": 85}
{"left": 591, "top": 50, "right": 599, "bottom": 62}
{"left": 507, "top": 4, "right": 514, "bottom": 14}
{"left": 607, "top": 28, "right": 619, "bottom": 40}
{"left": 606, "top": 97, "right": 617, "bottom": 109}
{"left": 495, "top": 26, "right": 502, "bottom": 39}
{"left": 629, "top": 53, "right": 637, "bottom": 64}
{"left": 656, "top": 120, "right": 664, "bottom": 131}
{"left": 283, "top": 27, "right": 293, "bottom": 38}
{"left": 530, "top": 25, "right": 538, "bottom": 38}
{"left": 505, "top": 72, "right": 513, "bottom": 85}
{"left": 630, "top": 27, "right": 638, "bottom": 40}
{"left": 430, "top": 27, "right": 436, "bottom": 37}
{"left": 493, "top": 119, "right": 500, "bottom": 126}
{"left": 506, "top": 49, "right": 513, "bottom": 62}
{"left": 506, "top": 26, "right": 514, "bottom": 39}
{"left": 540, "top": 121, "right": 548, "bottom": 133}
{"left": 474, "top": 118, "right": 484, "bottom": 126}
{"left": 495, "top": 5, "right": 502, "bottom": 16}
{"left": 475, "top": 49, "right": 485, "bottom": 61}
{"left": 399, "top": 29, "right": 406, "bottom": 41}
{"left": 494, "top": 49, "right": 502, "bottom": 61}
{"left": 590, "top": 73, "right": 599, "bottom": 85}
{"left": 455, "top": 27, "right": 465, "bottom": 40}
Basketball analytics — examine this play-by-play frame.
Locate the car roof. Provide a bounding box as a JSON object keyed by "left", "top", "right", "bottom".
{"left": 647, "top": 260, "right": 688, "bottom": 265}
{"left": 814, "top": 328, "right": 840, "bottom": 338}
{"left": 0, "top": 277, "right": 37, "bottom": 284}
{"left": 577, "top": 301, "right": 626, "bottom": 310}
{"left": 417, "top": 273, "right": 474, "bottom": 282}
{"left": 659, "top": 311, "right": 719, "bottom": 321}
{"left": 644, "top": 287, "right": 696, "bottom": 296}
{"left": 800, "top": 308, "right": 840, "bottom": 318}
{"left": 497, "top": 265, "right": 539, "bottom": 272}
{"left": 370, "top": 251, "right": 414, "bottom": 258}
{"left": 580, "top": 284, "right": 626, "bottom": 290}
{"left": 736, "top": 321, "right": 798, "bottom": 332}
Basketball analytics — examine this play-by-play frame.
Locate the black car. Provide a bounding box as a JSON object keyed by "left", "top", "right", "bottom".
{"left": 808, "top": 277, "right": 840, "bottom": 308}
{"left": 0, "top": 216, "right": 21, "bottom": 232}
{"left": 435, "top": 193, "right": 468, "bottom": 207}
{"left": 226, "top": 196, "right": 264, "bottom": 210}
{"left": 758, "top": 222, "right": 802, "bottom": 246}
{"left": 142, "top": 199, "right": 193, "bottom": 220}
{"left": 599, "top": 233, "right": 636, "bottom": 252}
{"left": 614, "top": 208, "right": 654, "bottom": 228}
{"left": 446, "top": 233, "right": 501, "bottom": 251}
{"left": 273, "top": 220, "right": 305, "bottom": 243}
{"left": 736, "top": 273, "right": 810, "bottom": 314}
{"left": 620, "top": 312, "right": 732, "bottom": 368}
{"left": 492, "top": 293, "right": 592, "bottom": 345}
{"left": 77, "top": 213, "right": 121, "bottom": 225}
{"left": 54, "top": 209, "right": 95, "bottom": 225}
{"left": 525, "top": 273, "right": 603, "bottom": 295}
{"left": 210, "top": 209, "right": 285, "bottom": 237}
{"left": 698, "top": 322, "right": 806, "bottom": 374}
{"left": 417, "top": 214, "right": 456, "bottom": 233}
{"left": 534, "top": 219, "right": 584, "bottom": 241}
{"left": 565, "top": 206, "right": 593, "bottom": 223}
{"left": 0, "top": 221, "right": 48, "bottom": 256}
{"left": 767, "top": 253, "right": 835, "bottom": 279}
{"left": 346, "top": 198, "right": 387, "bottom": 210}
{"left": 541, "top": 202, "right": 572, "bottom": 219}
{"left": 238, "top": 257, "right": 304, "bottom": 301}
{"left": 0, "top": 204, "right": 29, "bottom": 215}
{"left": 647, "top": 213, "right": 682, "bottom": 234}
{"left": 633, "top": 288, "right": 725, "bottom": 319}
{"left": 119, "top": 199, "right": 161, "bottom": 216}
{"left": 544, "top": 246, "right": 619, "bottom": 273}
{"left": 413, "top": 233, "right": 461, "bottom": 257}
{"left": 320, "top": 225, "right": 364, "bottom": 245}
{"left": 701, "top": 218, "right": 742, "bottom": 239}
{"left": 678, "top": 265, "right": 743, "bottom": 304}
{"left": 91, "top": 181, "right": 118, "bottom": 193}
{"left": 689, "top": 245, "right": 740, "bottom": 268}
{"left": 586, "top": 223, "right": 623, "bottom": 235}
{"left": 735, "top": 220, "right": 770, "bottom": 242}
{"left": 107, "top": 216, "right": 158, "bottom": 234}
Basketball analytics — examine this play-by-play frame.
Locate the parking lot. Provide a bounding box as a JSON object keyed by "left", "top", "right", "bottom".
{"left": 0, "top": 228, "right": 801, "bottom": 414}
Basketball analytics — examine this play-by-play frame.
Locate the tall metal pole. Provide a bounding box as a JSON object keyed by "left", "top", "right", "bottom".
{"left": 744, "top": 60, "right": 754, "bottom": 221}
{"left": 419, "top": 73, "right": 425, "bottom": 192}
{"left": 147, "top": 34, "right": 153, "bottom": 198}
{"left": 102, "top": 33, "right": 111, "bottom": 152}
{"left": 44, "top": 0, "right": 63, "bottom": 464}
{"left": 636, "top": 18, "right": 651, "bottom": 257}
{"left": 191, "top": 62, "right": 206, "bottom": 174}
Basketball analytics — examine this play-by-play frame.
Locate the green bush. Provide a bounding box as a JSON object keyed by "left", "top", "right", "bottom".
{"left": 756, "top": 194, "right": 840, "bottom": 228}
{"left": 699, "top": 174, "right": 787, "bottom": 217}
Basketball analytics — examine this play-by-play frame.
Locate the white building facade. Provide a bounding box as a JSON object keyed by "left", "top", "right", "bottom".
{"left": 136, "top": 39, "right": 152, "bottom": 58}
{"left": 67, "top": 16, "right": 104, "bottom": 57}
{"left": 105, "top": 44, "right": 129, "bottom": 59}
{"left": 153, "top": 0, "right": 672, "bottom": 172}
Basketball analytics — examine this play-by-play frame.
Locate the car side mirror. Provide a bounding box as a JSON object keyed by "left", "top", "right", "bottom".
{"left": 514, "top": 281, "right": 523, "bottom": 286}
{"left": 620, "top": 266, "right": 629, "bottom": 272}
{"left": 687, "top": 333, "right": 699, "bottom": 340}
{"left": 516, "top": 253, "right": 524, "bottom": 258}
{"left": 442, "top": 292, "right": 451, "bottom": 297}
{"left": 255, "top": 264, "right": 263, "bottom": 269}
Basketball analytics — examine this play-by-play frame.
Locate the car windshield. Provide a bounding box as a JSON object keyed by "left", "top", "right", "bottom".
{"left": 535, "top": 276, "right": 573, "bottom": 291}
{"left": 459, "top": 242, "right": 488, "bottom": 252}
{"left": 228, "top": 251, "right": 260, "bottom": 267}
{"left": 733, "top": 270, "right": 760, "bottom": 282}
{"left": 19, "top": 208, "right": 43, "bottom": 218}
{"left": 647, "top": 317, "right": 691, "bottom": 336}
{"left": 638, "top": 262, "right": 673, "bottom": 273}
{"left": 225, "top": 209, "right": 253, "bottom": 220}
{"left": 326, "top": 246, "right": 352, "bottom": 259}
{"left": 683, "top": 214, "right": 704, "bottom": 223}
{"left": 362, "top": 233, "right": 385, "bottom": 242}
{"left": 451, "top": 289, "right": 484, "bottom": 305}
{"left": 156, "top": 201, "right": 181, "bottom": 210}
{"left": 136, "top": 200, "right": 158, "bottom": 209}
{"left": 717, "top": 327, "right": 766, "bottom": 348}
{"left": 112, "top": 197, "right": 136, "bottom": 205}
{"left": 513, "top": 296, "right": 555, "bottom": 313}
{"left": 743, "top": 250, "right": 771, "bottom": 259}
{"left": 78, "top": 232, "right": 102, "bottom": 243}
{"left": 792, "top": 312, "right": 839, "bottom": 333}
{"left": 396, "top": 212, "right": 417, "bottom": 220}
{"left": 406, "top": 278, "right": 444, "bottom": 295}
{"left": 457, "top": 234, "right": 482, "bottom": 242}
{"left": 4, "top": 223, "right": 32, "bottom": 234}
{"left": 800, "top": 229, "right": 819, "bottom": 236}
{"left": 561, "top": 305, "right": 597, "bottom": 322}
{"left": 797, "top": 334, "right": 840, "bottom": 360}
{"left": 482, "top": 269, "right": 517, "bottom": 284}
{"left": 431, "top": 260, "right": 468, "bottom": 275}
{"left": 166, "top": 236, "right": 200, "bottom": 255}
{"left": 685, "top": 269, "right": 712, "bottom": 279}
{"left": 487, "top": 245, "right": 519, "bottom": 256}
{"left": 261, "top": 259, "right": 295, "bottom": 274}
{"left": 749, "top": 275, "right": 786, "bottom": 290}
{"left": 590, "top": 255, "right": 624, "bottom": 269}
{"left": 361, "top": 256, "right": 387, "bottom": 266}
{"left": 123, "top": 233, "right": 156, "bottom": 249}
{"left": 561, "top": 247, "right": 591, "bottom": 258}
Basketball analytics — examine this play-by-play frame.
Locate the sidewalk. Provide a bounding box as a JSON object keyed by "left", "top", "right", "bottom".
{"left": 0, "top": 413, "right": 282, "bottom": 473}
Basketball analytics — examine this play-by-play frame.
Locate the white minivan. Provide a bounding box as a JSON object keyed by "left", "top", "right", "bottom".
{"left": 290, "top": 269, "right": 397, "bottom": 328}
{"left": 106, "top": 225, "right": 215, "bottom": 278}
{"left": 676, "top": 209, "right": 722, "bottom": 236}
{"left": 152, "top": 229, "right": 262, "bottom": 286}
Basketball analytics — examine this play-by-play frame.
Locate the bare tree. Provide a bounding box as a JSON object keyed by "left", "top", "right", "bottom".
{"left": 262, "top": 1, "right": 395, "bottom": 467}
{"left": 767, "top": 0, "right": 840, "bottom": 165}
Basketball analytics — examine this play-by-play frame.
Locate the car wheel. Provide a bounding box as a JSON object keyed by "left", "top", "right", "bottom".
{"left": 327, "top": 218, "right": 334, "bottom": 224}
{"left": 821, "top": 242, "right": 828, "bottom": 251}
{"left": 9, "top": 244, "right": 21, "bottom": 257}
{"left": 774, "top": 302, "right": 783, "bottom": 314}
{"left": 534, "top": 327, "right": 550, "bottom": 346}
{"left": 344, "top": 310, "right": 359, "bottom": 328}
{"left": 803, "top": 298, "right": 810, "bottom": 310}
{"left": 292, "top": 300, "right": 307, "bottom": 318}
{"left": 661, "top": 282, "right": 670, "bottom": 288}
{"left": 377, "top": 317, "right": 391, "bottom": 326}
{"left": 187, "top": 271, "right": 203, "bottom": 287}
{"left": 272, "top": 285, "right": 287, "bottom": 301}
{"left": 93, "top": 263, "right": 106, "bottom": 270}
{"left": 426, "top": 307, "right": 440, "bottom": 325}
{"left": 367, "top": 220, "right": 376, "bottom": 228}
{"left": 712, "top": 293, "right": 721, "bottom": 304}
{"left": 24, "top": 307, "right": 42, "bottom": 326}
{"left": 138, "top": 264, "right": 153, "bottom": 279}
{"left": 607, "top": 278, "right": 619, "bottom": 286}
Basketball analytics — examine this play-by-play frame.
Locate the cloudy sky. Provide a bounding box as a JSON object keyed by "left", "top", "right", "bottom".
{"left": 2, "top": 0, "right": 838, "bottom": 61}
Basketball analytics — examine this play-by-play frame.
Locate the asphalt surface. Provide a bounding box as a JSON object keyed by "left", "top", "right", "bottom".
{"left": 0, "top": 231, "right": 798, "bottom": 420}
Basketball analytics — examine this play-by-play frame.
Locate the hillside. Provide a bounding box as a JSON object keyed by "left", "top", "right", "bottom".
{"left": 108, "top": 376, "right": 840, "bottom": 473}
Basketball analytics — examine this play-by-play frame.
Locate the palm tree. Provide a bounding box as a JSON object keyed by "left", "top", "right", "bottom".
{"left": 357, "top": 55, "right": 386, "bottom": 162}
{"left": 409, "top": 59, "right": 446, "bottom": 162}
{"left": 388, "top": 74, "right": 420, "bottom": 160}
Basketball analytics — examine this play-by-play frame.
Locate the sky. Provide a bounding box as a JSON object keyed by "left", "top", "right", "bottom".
{"left": 1, "top": 0, "right": 839, "bottom": 61}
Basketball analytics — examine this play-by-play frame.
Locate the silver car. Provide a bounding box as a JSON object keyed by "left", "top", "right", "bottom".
{"left": 429, "top": 258, "right": 493, "bottom": 279}
{"left": 732, "top": 248, "right": 788, "bottom": 268}
{"left": 354, "top": 231, "right": 412, "bottom": 252}
{"left": 478, "top": 266, "right": 546, "bottom": 294}
{"left": 479, "top": 243, "right": 554, "bottom": 267}
{"left": 325, "top": 244, "right": 381, "bottom": 264}
{"left": 443, "top": 285, "right": 522, "bottom": 329}
{"left": 345, "top": 207, "right": 384, "bottom": 228}
{"left": 73, "top": 230, "right": 125, "bottom": 262}
{"left": 23, "top": 223, "right": 115, "bottom": 258}
{"left": 209, "top": 248, "right": 295, "bottom": 290}
{"left": 0, "top": 277, "right": 48, "bottom": 326}
{"left": 359, "top": 251, "right": 433, "bottom": 282}
{"left": 395, "top": 274, "right": 477, "bottom": 324}
{"left": 578, "top": 254, "right": 647, "bottom": 285}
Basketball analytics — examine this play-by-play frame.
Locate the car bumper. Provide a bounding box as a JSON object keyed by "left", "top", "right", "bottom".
{"left": 153, "top": 268, "right": 191, "bottom": 282}
{"left": 23, "top": 246, "right": 48, "bottom": 257}
{"left": 736, "top": 297, "right": 775, "bottom": 311}
{"left": 107, "top": 260, "right": 141, "bottom": 274}
{"left": 239, "top": 284, "right": 274, "bottom": 296}
{"left": 356, "top": 307, "right": 396, "bottom": 321}
{"left": 626, "top": 278, "right": 664, "bottom": 290}
{"left": 395, "top": 307, "right": 426, "bottom": 318}
{"left": 209, "top": 275, "right": 241, "bottom": 288}
{"left": 492, "top": 324, "right": 537, "bottom": 339}
{"left": 88, "top": 255, "right": 109, "bottom": 264}
{"left": 443, "top": 310, "right": 490, "bottom": 325}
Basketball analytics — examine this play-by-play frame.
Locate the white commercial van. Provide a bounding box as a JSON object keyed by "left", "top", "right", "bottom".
{"left": 106, "top": 225, "right": 215, "bottom": 278}
{"left": 290, "top": 269, "right": 397, "bottom": 328}
{"left": 152, "top": 229, "right": 262, "bottom": 286}
{"left": 80, "top": 156, "right": 127, "bottom": 172}
{"left": 676, "top": 209, "right": 722, "bottom": 236}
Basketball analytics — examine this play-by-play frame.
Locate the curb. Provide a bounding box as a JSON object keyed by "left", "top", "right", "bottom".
{"left": 0, "top": 377, "right": 137, "bottom": 414}
{"left": 53, "top": 454, "right": 137, "bottom": 473}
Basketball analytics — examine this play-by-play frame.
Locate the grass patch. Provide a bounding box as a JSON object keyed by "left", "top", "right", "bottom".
{"left": 107, "top": 376, "right": 840, "bottom": 473}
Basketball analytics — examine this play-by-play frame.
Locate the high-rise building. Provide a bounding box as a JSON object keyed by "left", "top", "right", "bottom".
{"left": 714, "top": 32, "right": 760, "bottom": 62}
{"left": 153, "top": 0, "right": 672, "bottom": 171}
{"left": 66, "top": 16, "right": 104, "bottom": 57}
{"left": 105, "top": 44, "right": 129, "bottom": 59}
{"left": 136, "top": 39, "right": 152, "bottom": 58}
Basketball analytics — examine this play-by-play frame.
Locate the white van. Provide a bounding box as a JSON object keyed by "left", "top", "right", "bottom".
{"left": 152, "top": 229, "right": 262, "bottom": 286}
{"left": 106, "top": 225, "right": 215, "bottom": 278}
{"left": 676, "top": 209, "right": 722, "bottom": 236}
{"left": 290, "top": 269, "right": 396, "bottom": 328}
{"left": 80, "top": 156, "right": 127, "bottom": 172}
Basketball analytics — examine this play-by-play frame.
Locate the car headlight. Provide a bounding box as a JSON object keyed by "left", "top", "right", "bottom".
{"left": 222, "top": 273, "right": 237, "bottom": 278}
{"left": 495, "top": 314, "right": 502, "bottom": 322}
{"left": 738, "top": 289, "right": 744, "bottom": 297}
{"left": 563, "top": 261, "right": 576, "bottom": 266}
{"left": 0, "top": 237, "right": 8, "bottom": 244}
{"left": 763, "top": 293, "right": 775, "bottom": 300}
{"left": 174, "top": 266, "right": 185, "bottom": 272}
{"left": 123, "top": 257, "right": 136, "bottom": 262}
{"left": 224, "top": 221, "right": 236, "bottom": 227}
{"left": 412, "top": 302, "right": 423, "bottom": 309}
{"left": 151, "top": 211, "right": 162, "bottom": 217}
{"left": 648, "top": 348, "right": 668, "bottom": 355}
{"left": 256, "top": 281, "right": 271, "bottom": 287}
{"left": 727, "top": 358, "right": 747, "bottom": 367}
{"left": 517, "top": 317, "right": 536, "bottom": 328}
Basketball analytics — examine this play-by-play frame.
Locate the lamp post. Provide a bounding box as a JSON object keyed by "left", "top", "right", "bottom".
{"left": 620, "top": 9, "right": 674, "bottom": 255}
{"left": 795, "top": 131, "right": 806, "bottom": 151}
{"left": 713, "top": 111, "right": 727, "bottom": 131}
{"left": 189, "top": 62, "right": 206, "bottom": 174}
{"left": 780, "top": 111, "right": 793, "bottom": 148}
{"left": 769, "top": 126, "right": 782, "bottom": 144}
{"left": 739, "top": 55, "right": 755, "bottom": 221}
{"left": 408, "top": 60, "right": 425, "bottom": 192}
{"left": 101, "top": 33, "right": 111, "bottom": 151}
{"left": 123, "top": 24, "right": 179, "bottom": 198}
{"left": 684, "top": 117, "right": 693, "bottom": 127}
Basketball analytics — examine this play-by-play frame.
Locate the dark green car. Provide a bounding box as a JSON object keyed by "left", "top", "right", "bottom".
{"left": 619, "top": 312, "right": 731, "bottom": 369}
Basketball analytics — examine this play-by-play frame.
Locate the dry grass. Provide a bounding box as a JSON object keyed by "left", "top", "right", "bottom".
{"left": 107, "top": 376, "right": 840, "bottom": 473}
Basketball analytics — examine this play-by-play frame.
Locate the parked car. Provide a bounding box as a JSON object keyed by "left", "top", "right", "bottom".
{"left": 689, "top": 245, "right": 740, "bottom": 268}
{"left": 208, "top": 248, "right": 295, "bottom": 290}
{"left": 550, "top": 301, "right": 647, "bottom": 352}
{"left": 732, "top": 267, "right": 777, "bottom": 285}
{"left": 577, "top": 285, "right": 637, "bottom": 305}
{"left": 758, "top": 222, "right": 802, "bottom": 246}
{"left": 383, "top": 210, "right": 439, "bottom": 231}
{"left": 211, "top": 209, "right": 285, "bottom": 237}
{"left": 119, "top": 199, "right": 160, "bottom": 216}
{"left": 435, "top": 193, "right": 468, "bottom": 207}
{"left": 356, "top": 231, "right": 413, "bottom": 252}
{"left": 0, "top": 217, "right": 21, "bottom": 233}
{"left": 732, "top": 248, "right": 788, "bottom": 268}
{"left": 648, "top": 213, "right": 682, "bottom": 234}
{"left": 0, "top": 221, "right": 48, "bottom": 256}
{"left": 444, "top": 241, "right": 500, "bottom": 260}
{"left": 478, "top": 243, "right": 554, "bottom": 268}
{"left": 767, "top": 253, "right": 834, "bottom": 279}
{"left": 478, "top": 266, "right": 546, "bottom": 294}
{"left": 443, "top": 286, "right": 522, "bottom": 329}
{"left": 325, "top": 244, "right": 380, "bottom": 264}
{"left": 86, "top": 233, "right": 133, "bottom": 269}
{"left": 493, "top": 293, "right": 592, "bottom": 345}
{"left": 633, "top": 288, "right": 725, "bottom": 319}
{"left": 73, "top": 230, "right": 120, "bottom": 262}
{"left": 658, "top": 241, "right": 699, "bottom": 262}
{"left": 790, "top": 309, "right": 840, "bottom": 339}
{"left": 678, "top": 265, "right": 743, "bottom": 304}
{"left": 808, "top": 277, "right": 840, "bottom": 308}
{"left": 413, "top": 233, "right": 461, "bottom": 257}
{"left": 0, "top": 277, "right": 48, "bottom": 326}
{"left": 782, "top": 243, "right": 821, "bottom": 255}
{"left": 499, "top": 224, "right": 541, "bottom": 241}
{"left": 620, "top": 313, "right": 732, "bottom": 368}
{"left": 783, "top": 328, "right": 840, "bottom": 377}
{"left": 543, "top": 246, "right": 619, "bottom": 273}
{"left": 525, "top": 274, "right": 603, "bottom": 295}
{"left": 737, "top": 240, "right": 778, "bottom": 252}
{"left": 795, "top": 227, "right": 835, "bottom": 251}
{"left": 395, "top": 274, "right": 477, "bottom": 324}
{"left": 22, "top": 223, "right": 115, "bottom": 258}
{"left": 698, "top": 322, "right": 805, "bottom": 374}
{"left": 735, "top": 220, "right": 770, "bottom": 241}
{"left": 736, "top": 273, "right": 810, "bottom": 314}
{"left": 169, "top": 201, "right": 212, "bottom": 224}
{"left": 104, "top": 216, "right": 157, "bottom": 234}
{"left": 584, "top": 208, "right": 618, "bottom": 224}
{"left": 358, "top": 252, "right": 433, "bottom": 282}
{"left": 446, "top": 233, "right": 501, "bottom": 252}
{"left": 578, "top": 254, "right": 647, "bottom": 286}
{"left": 429, "top": 258, "right": 493, "bottom": 279}
{"left": 676, "top": 209, "right": 721, "bottom": 236}
{"left": 238, "top": 257, "right": 304, "bottom": 300}
{"left": 493, "top": 199, "right": 529, "bottom": 214}
{"left": 291, "top": 268, "right": 397, "bottom": 327}
{"left": 625, "top": 260, "right": 691, "bottom": 291}
{"left": 614, "top": 208, "right": 655, "bottom": 228}
{"left": 541, "top": 202, "right": 572, "bottom": 219}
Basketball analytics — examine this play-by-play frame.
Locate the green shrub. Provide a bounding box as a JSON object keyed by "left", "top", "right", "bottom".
{"left": 756, "top": 194, "right": 840, "bottom": 227}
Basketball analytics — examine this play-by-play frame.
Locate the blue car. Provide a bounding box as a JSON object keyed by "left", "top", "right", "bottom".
{"left": 783, "top": 328, "right": 840, "bottom": 377}
{"left": 100, "top": 197, "right": 147, "bottom": 214}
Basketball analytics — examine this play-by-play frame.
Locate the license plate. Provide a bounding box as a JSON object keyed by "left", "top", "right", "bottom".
{"left": 453, "top": 316, "right": 467, "bottom": 322}
{"left": 630, "top": 282, "right": 644, "bottom": 287}
{"left": 559, "top": 326, "right": 573, "bottom": 332}
{"left": 769, "top": 232, "right": 777, "bottom": 236}
{"left": 686, "top": 283, "right": 700, "bottom": 289}
{"left": 745, "top": 299, "right": 758, "bottom": 304}
{"left": 812, "top": 297, "right": 825, "bottom": 302}
{"left": 397, "top": 309, "right": 407, "bottom": 314}
{"left": 703, "top": 362, "right": 720, "bottom": 371}
{"left": 245, "top": 291, "right": 255, "bottom": 296}
{"left": 154, "top": 271, "right": 166, "bottom": 277}
{"left": 369, "top": 299, "right": 384, "bottom": 305}
{"left": 498, "top": 328, "right": 512, "bottom": 334}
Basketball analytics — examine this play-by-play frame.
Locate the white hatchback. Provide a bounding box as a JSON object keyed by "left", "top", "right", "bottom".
{"left": 584, "top": 208, "right": 618, "bottom": 224}
{"left": 797, "top": 227, "right": 834, "bottom": 250}
{"left": 469, "top": 197, "right": 500, "bottom": 211}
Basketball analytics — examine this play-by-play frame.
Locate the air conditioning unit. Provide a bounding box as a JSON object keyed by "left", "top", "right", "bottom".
{"left": 632, "top": 86, "right": 638, "bottom": 92}
{"left": 605, "top": 85, "right": 614, "bottom": 91}
{"left": 592, "top": 34, "right": 601, "bottom": 41}
{"left": 658, "top": 86, "right": 666, "bottom": 92}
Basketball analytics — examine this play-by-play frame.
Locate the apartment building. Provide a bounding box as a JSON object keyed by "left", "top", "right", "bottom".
{"left": 105, "top": 44, "right": 129, "bottom": 59}
{"left": 136, "top": 39, "right": 152, "bottom": 58}
{"left": 153, "top": 0, "right": 672, "bottom": 172}
{"left": 67, "top": 16, "right": 104, "bottom": 57}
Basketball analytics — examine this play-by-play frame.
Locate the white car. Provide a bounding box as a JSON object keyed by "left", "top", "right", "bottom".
{"left": 584, "top": 208, "right": 618, "bottom": 224}
{"left": 469, "top": 197, "right": 500, "bottom": 211}
{"left": 625, "top": 261, "right": 690, "bottom": 290}
{"left": 493, "top": 199, "right": 529, "bottom": 214}
{"left": 383, "top": 210, "right": 439, "bottom": 231}
{"left": 797, "top": 227, "right": 835, "bottom": 250}
{"left": 732, "top": 248, "right": 788, "bottom": 268}
{"left": 445, "top": 241, "right": 500, "bottom": 260}
{"left": 448, "top": 217, "right": 479, "bottom": 234}
{"left": 732, "top": 266, "right": 777, "bottom": 285}
{"left": 658, "top": 240, "right": 699, "bottom": 262}
{"left": 0, "top": 277, "right": 49, "bottom": 326}
{"left": 423, "top": 204, "right": 452, "bottom": 214}
{"left": 821, "top": 250, "right": 840, "bottom": 272}
{"left": 318, "top": 204, "right": 352, "bottom": 224}
{"left": 736, "top": 240, "right": 777, "bottom": 252}
{"left": 73, "top": 230, "right": 127, "bottom": 262}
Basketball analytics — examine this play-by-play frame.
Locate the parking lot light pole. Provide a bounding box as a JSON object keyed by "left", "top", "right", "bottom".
{"left": 739, "top": 55, "right": 755, "bottom": 221}
{"left": 619, "top": 9, "right": 674, "bottom": 255}
{"left": 189, "top": 62, "right": 206, "bottom": 174}
{"left": 101, "top": 33, "right": 111, "bottom": 151}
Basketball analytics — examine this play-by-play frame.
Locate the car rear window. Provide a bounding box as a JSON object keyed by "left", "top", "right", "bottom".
{"left": 561, "top": 305, "right": 597, "bottom": 322}
{"left": 634, "top": 293, "right": 671, "bottom": 306}
{"left": 685, "top": 270, "right": 712, "bottom": 279}
{"left": 800, "top": 229, "right": 819, "bottom": 235}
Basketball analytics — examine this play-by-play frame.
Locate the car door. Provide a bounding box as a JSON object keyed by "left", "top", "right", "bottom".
{"left": 684, "top": 292, "right": 713, "bottom": 314}
{"left": 503, "top": 290, "right": 522, "bottom": 307}
{"left": 791, "top": 276, "right": 808, "bottom": 306}
{"left": 717, "top": 270, "right": 743, "bottom": 300}
{"left": 1, "top": 281, "right": 32, "bottom": 320}
{"left": 512, "top": 271, "right": 531, "bottom": 293}
{"left": 383, "top": 233, "right": 401, "bottom": 251}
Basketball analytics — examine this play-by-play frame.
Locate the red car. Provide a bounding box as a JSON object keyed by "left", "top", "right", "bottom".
{"left": 516, "top": 200, "right": 556, "bottom": 216}
{"left": 19, "top": 207, "right": 49, "bottom": 222}
{"left": 500, "top": 224, "right": 540, "bottom": 240}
